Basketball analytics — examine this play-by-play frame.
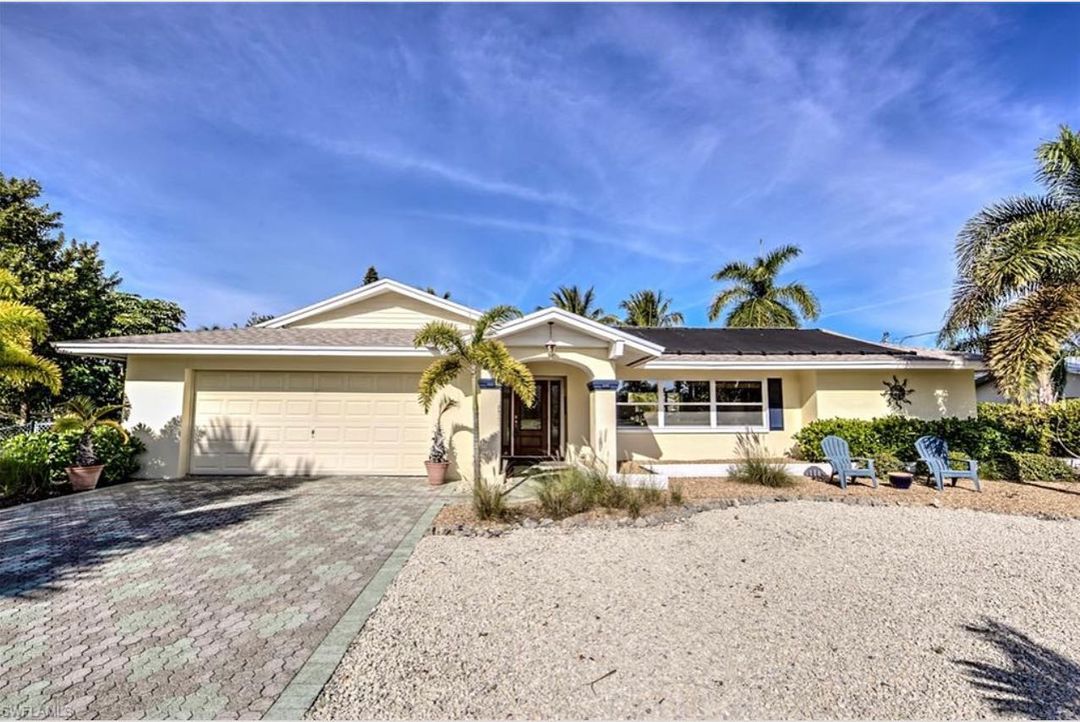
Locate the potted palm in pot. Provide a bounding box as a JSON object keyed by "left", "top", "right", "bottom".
{"left": 53, "top": 396, "right": 129, "bottom": 491}
{"left": 425, "top": 397, "right": 457, "bottom": 486}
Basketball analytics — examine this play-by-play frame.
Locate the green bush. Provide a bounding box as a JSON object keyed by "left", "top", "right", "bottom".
{"left": 0, "top": 454, "right": 53, "bottom": 501}
{"left": 999, "top": 453, "right": 1077, "bottom": 483}
{"left": 873, "top": 451, "right": 906, "bottom": 475}
{"left": 793, "top": 418, "right": 878, "bottom": 462}
{"left": 1049, "top": 399, "right": 1080, "bottom": 457}
{"left": 728, "top": 432, "right": 796, "bottom": 488}
{"left": 0, "top": 426, "right": 143, "bottom": 486}
{"left": 793, "top": 401, "right": 1072, "bottom": 465}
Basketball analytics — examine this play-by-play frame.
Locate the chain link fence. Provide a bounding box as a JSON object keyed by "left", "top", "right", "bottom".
{"left": 0, "top": 421, "right": 53, "bottom": 442}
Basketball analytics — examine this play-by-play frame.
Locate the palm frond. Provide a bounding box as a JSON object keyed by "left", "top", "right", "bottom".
{"left": 472, "top": 305, "right": 522, "bottom": 343}
{"left": 0, "top": 301, "right": 50, "bottom": 346}
{"left": 711, "top": 260, "right": 754, "bottom": 282}
{"left": 1036, "top": 124, "right": 1080, "bottom": 204}
{"left": 760, "top": 244, "right": 802, "bottom": 275}
{"left": 707, "top": 287, "right": 748, "bottom": 322}
{"left": 414, "top": 321, "right": 468, "bottom": 356}
{"left": 473, "top": 340, "right": 535, "bottom": 407}
{"left": 0, "top": 345, "right": 62, "bottom": 393}
{"left": 417, "top": 356, "right": 464, "bottom": 412}
{"left": 773, "top": 283, "right": 821, "bottom": 321}
{"left": 0, "top": 269, "right": 22, "bottom": 301}
{"left": 987, "top": 282, "right": 1080, "bottom": 400}
{"left": 726, "top": 298, "right": 799, "bottom": 328}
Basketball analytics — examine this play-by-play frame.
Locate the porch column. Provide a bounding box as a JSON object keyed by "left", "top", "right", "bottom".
{"left": 586, "top": 379, "right": 619, "bottom": 474}
{"left": 477, "top": 378, "right": 503, "bottom": 482}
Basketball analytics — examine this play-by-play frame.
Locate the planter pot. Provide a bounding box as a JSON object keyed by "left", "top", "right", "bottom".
{"left": 67, "top": 465, "right": 104, "bottom": 491}
{"left": 425, "top": 461, "right": 450, "bottom": 486}
{"left": 888, "top": 472, "right": 914, "bottom": 490}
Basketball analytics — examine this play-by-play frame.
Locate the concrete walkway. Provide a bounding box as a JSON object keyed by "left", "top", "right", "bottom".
{"left": 0, "top": 476, "right": 444, "bottom": 719}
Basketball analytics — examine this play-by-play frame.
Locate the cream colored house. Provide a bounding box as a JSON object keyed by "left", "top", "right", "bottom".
{"left": 57, "top": 279, "right": 981, "bottom": 480}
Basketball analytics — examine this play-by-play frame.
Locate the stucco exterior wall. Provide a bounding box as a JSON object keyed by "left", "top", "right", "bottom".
{"left": 812, "top": 369, "right": 977, "bottom": 420}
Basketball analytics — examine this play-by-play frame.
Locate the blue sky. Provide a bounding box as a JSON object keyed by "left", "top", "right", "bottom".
{"left": 2, "top": 4, "right": 1077, "bottom": 341}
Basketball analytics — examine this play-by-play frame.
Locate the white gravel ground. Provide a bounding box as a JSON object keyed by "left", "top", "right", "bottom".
{"left": 311, "top": 501, "right": 1080, "bottom": 719}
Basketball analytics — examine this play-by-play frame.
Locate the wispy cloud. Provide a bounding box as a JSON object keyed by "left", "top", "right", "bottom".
{"left": 1, "top": 3, "right": 1074, "bottom": 333}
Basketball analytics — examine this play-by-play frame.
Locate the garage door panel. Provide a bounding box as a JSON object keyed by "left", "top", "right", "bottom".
{"left": 192, "top": 371, "right": 428, "bottom": 475}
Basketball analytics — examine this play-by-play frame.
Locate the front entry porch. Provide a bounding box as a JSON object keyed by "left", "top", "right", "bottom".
{"left": 500, "top": 377, "right": 565, "bottom": 474}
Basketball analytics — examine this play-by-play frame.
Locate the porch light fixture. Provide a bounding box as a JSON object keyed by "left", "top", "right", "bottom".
{"left": 545, "top": 321, "right": 557, "bottom": 358}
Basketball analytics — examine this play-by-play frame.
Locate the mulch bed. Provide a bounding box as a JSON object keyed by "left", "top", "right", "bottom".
{"left": 434, "top": 476, "right": 1080, "bottom": 531}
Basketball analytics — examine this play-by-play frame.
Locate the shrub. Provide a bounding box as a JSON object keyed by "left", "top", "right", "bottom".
{"left": 874, "top": 451, "right": 906, "bottom": 475}
{"left": 999, "top": 453, "right": 1077, "bottom": 483}
{"left": 0, "top": 426, "right": 143, "bottom": 485}
{"left": 793, "top": 418, "right": 877, "bottom": 462}
{"left": 1049, "top": 399, "right": 1080, "bottom": 458}
{"left": 728, "top": 432, "right": 796, "bottom": 487}
{"left": 472, "top": 480, "right": 508, "bottom": 521}
{"left": 793, "top": 401, "right": 1071, "bottom": 466}
{"left": 0, "top": 454, "right": 53, "bottom": 501}
{"left": 532, "top": 465, "right": 668, "bottom": 520}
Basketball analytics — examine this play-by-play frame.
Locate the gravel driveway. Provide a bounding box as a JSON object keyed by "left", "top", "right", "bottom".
{"left": 312, "top": 501, "right": 1080, "bottom": 719}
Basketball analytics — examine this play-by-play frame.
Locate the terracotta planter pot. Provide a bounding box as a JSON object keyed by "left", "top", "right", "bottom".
{"left": 67, "top": 465, "right": 104, "bottom": 491}
{"left": 425, "top": 461, "right": 450, "bottom": 486}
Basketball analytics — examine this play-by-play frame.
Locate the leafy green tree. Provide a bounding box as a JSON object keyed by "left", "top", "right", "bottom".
{"left": 620, "top": 290, "right": 684, "bottom": 327}
{"left": 414, "top": 307, "right": 535, "bottom": 486}
{"left": 0, "top": 269, "right": 61, "bottom": 412}
{"left": 940, "top": 124, "right": 1080, "bottom": 403}
{"left": 707, "top": 244, "right": 820, "bottom": 327}
{"left": 363, "top": 266, "right": 380, "bottom": 284}
{"left": 0, "top": 175, "right": 185, "bottom": 418}
{"left": 545, "top": 285, "right": 618, "bottom": 324}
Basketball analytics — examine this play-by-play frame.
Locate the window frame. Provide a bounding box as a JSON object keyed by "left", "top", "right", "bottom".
{"left": 616, "top": 379, "right": 769, "bottom": 433}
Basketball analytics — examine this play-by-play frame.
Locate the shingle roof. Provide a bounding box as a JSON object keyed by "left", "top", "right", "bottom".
{"left": 619, "top": 328, "right": 916, "bottom": 356}
{"left": 65, "top": 327, "right": 419, "bottom": 347}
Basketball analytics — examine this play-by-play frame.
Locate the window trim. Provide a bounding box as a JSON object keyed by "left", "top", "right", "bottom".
{"left": 616, "top": 379, "right": 769, "bottom": 433}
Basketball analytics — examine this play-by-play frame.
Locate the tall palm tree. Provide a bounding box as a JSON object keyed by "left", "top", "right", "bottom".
{"left": 707, "top": 244, "right": 820, "bottom": 327}
{"left": 940, "top": 124, "right": 1080, "bottom": 403}
{"left": 545, "top": 285, "right": 619, "bottom": 324}
{"left": 0, "top": 269, "right": 61, "bottom": 400}
{"left": 620, "top": 290, "right": 685, "bottom": 327}
{"left": 414, "top": 306, "right": 536, "bottom": 486}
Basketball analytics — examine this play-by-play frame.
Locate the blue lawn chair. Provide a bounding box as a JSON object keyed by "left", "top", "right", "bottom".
{"left": 821, "top": 435, "right": 878, "bottom": 490}
{"left": 915, "top": 435, "right": 981, "bottom": 492}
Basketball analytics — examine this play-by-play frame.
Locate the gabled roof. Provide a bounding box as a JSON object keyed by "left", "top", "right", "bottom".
{"left": 620, "top": 328, "right": 914, "bottom": 356}
{"left": 258, "top": 278, "right": 483, "bottom": 328}
{"left": 493, "top": 308, "right": 666, "bottom": 357}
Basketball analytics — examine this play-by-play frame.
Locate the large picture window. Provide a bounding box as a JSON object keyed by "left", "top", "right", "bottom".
{"left": 617, "top": 379, "right": 767, "bottom": 430}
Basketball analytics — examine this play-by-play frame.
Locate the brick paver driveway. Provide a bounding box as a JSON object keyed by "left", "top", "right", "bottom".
{"left": 0, "top": 476, "right": 444, "bottom": 719}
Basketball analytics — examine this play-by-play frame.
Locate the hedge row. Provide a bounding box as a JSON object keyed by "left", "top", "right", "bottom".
{"left": 792, "top": 400, "right": 1080, "bottom": 464}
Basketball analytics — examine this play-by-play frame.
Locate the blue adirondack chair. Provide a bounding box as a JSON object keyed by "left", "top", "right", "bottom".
{"left": 915, "top": 435, "right": 981, "bottom": 492}
{"left": 821, "top": 435, "right": 878, "bottom": 490}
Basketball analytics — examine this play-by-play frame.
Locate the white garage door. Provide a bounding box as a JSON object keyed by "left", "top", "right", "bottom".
{"left": 190, "top": 371, "right": 429, "bottom": 476}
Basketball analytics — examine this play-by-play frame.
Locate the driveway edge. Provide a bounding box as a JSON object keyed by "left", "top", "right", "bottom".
{"left": 263, "top": 492, "right": 447, "bottom": 720}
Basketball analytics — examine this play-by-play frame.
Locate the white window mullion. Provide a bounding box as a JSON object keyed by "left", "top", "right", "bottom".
{"left": 656, "top": 380, "right": 664, "bottom": 429}
{"left": 709, "top": 380, "right": 717, "bottom": 428}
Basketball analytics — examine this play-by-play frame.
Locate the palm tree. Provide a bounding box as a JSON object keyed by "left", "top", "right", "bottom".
{"left": 620, "top": 290, "right": 685, "bottom": 327}
{"left": 707, "top": 244, "right": 820, "bottom": 327}
{"left": 545, "top": 285, "right": 619, "bottom": 324}
{"left": 0, "top": 269, "right": 61, "bottom": 399}
{"left": 52, "top": 396, "right": 128, "bottom": 468}
{"left": 940, "top": 124, "right": 1080, "bottom": 403}
{"left": 414, "top": 306, "right": 536, "bottom": 486}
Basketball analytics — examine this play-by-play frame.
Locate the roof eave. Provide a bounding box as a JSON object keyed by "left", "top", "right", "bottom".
{"left": 54, "top": 343, "right": 434, "bottom": 358}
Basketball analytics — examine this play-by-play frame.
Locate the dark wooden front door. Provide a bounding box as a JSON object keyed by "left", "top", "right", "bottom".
{"left": 502, "top": 378, "right": 563, "bottom": 458}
